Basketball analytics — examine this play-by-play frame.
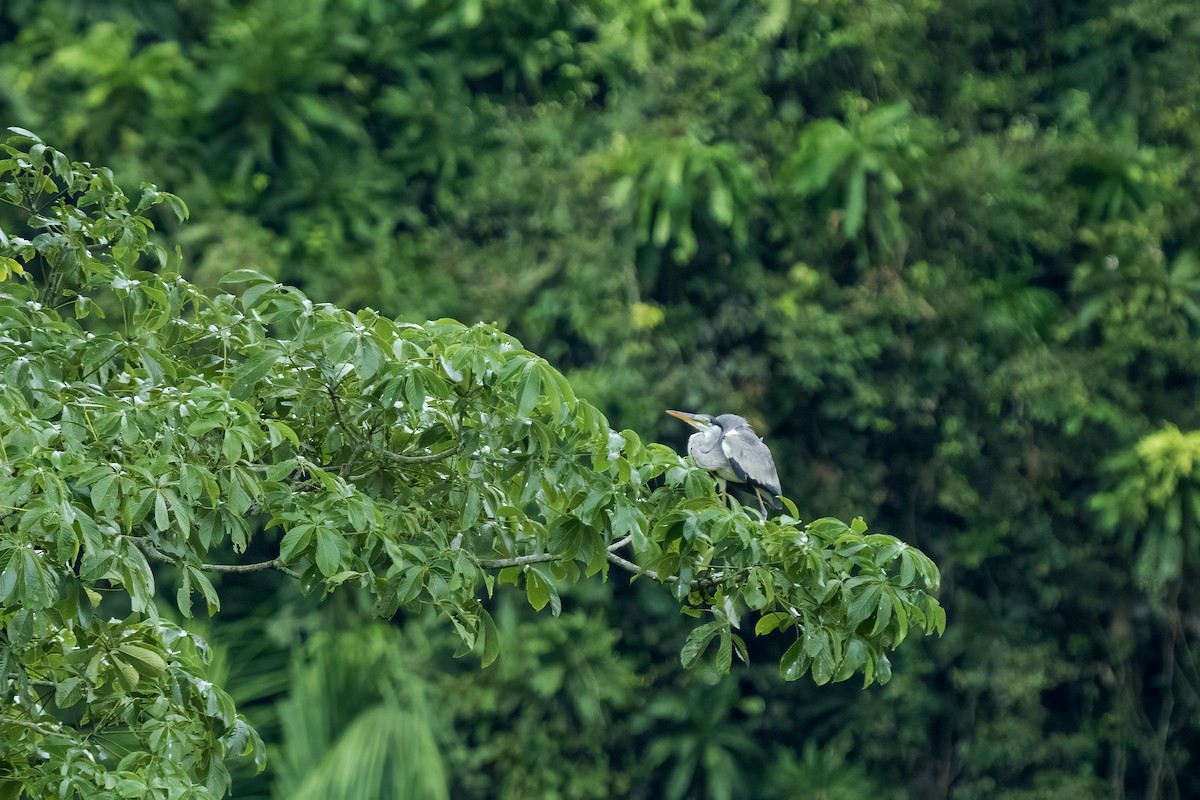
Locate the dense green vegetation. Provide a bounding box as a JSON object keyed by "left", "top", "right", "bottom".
{"left": 2, "top": 0, "right": 1200, "bottom": 797}
{"left": 0, "top": 131, "right": 942, "bottom": 797}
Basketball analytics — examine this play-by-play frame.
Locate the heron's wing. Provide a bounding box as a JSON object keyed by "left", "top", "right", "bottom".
{"left": 720, "top": 426, "right": 782, "bottom": 506}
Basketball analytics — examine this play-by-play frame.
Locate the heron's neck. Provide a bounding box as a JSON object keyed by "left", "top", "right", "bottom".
{"left": 691, "top": 427, "right": 721, "bottom": 454}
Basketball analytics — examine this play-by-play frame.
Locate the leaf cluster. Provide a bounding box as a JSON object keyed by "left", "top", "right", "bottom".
{"left": 0, "top": 132, "right": 941, "bottom": 796}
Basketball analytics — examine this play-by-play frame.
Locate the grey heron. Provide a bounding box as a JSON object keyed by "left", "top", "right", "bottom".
{"left": 666, "top": 410, "right": 782, "bottom": 516}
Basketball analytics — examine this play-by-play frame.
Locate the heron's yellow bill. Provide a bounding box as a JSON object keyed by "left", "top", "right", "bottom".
{"left": 666, "top": 409, "right": 708, "bottom": 430}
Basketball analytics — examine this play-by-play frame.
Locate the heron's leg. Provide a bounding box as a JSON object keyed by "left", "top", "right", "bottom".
{"left": 753, "top": 488, "right": 767, "bottom": 520}
{"left": 717, "top": 478, "right": 729, "bottom": 507}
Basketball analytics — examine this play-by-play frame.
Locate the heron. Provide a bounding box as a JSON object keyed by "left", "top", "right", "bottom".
{"left": 666, "top": 410, "right": 782, "bottom": 517}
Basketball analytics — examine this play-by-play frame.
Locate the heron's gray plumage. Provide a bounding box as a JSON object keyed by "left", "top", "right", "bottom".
{"left": 667, "top": 410, "right": 782, "bottom": 512}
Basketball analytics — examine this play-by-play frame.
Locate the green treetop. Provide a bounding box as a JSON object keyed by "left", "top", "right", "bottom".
{"left": 0, "top": 131, "right": 942, "bottom": 798}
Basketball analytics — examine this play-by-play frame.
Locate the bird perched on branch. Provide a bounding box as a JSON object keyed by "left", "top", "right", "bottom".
{"left": 666, "top": 410, "right": 782, "bottom": 517}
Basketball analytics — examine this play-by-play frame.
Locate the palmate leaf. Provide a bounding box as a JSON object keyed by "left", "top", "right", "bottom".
{"left": 273, "top": 628, "right": 448, "bottom": 800}
{"left": 784, "top": 120, "right": 857, "bottom": 195}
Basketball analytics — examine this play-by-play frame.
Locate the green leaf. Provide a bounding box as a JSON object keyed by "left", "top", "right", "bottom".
{"left": 50, "top": 149, "right": 71, "bottom": 180}
{"left": 7, "top": 126, "right": 41, "bottom": 141}
{"left": 231, "top": 350, "right": 278, "bottom": 400}
{"left": 405, "top": 371, "right": 426, "bottom": 409}
{"left": 161, "top": 192, "right": 189, "bottom": 222}
{"left": 779, "top": 638, "right": 810, "bottom": 681}
{"left": 188, "top": 566, "right": 221, "bottom": 615}
{"left": 222, "top": 428, "right": 243, "bottom": 464}
{"left": 326, "top": 570, "right": 362, "bottom": 588}
{"left": 242, "top": 279, "right": 277, "bottom": 311}
{"left": 176, "top": 569, "right": 193, "bottom": 618}
{"left": 315, "top": 528, "right": 345, "bottom": 577}
{"left": 526, "top": 568, "right": 551, "bottom": 612}
{"left": 834, "top": 638, "right": 870, "bottom": 684}
{"left": 479, "top": 608, "right": 500, "bottom": 668}
{"left": 716, "top": 624, "right": 733, "bottom": 674}
{"left": 548, "top": 517, "right": 585, "bottom": 560}
{"left": 355, "top": 339, "right": 383, "bottom": 381}
{"left": 847, "top": 582, "right": 882, "bottom": 627}
{"left": 806, "top": 517, "right": 850, "bottom": 541}
{"left": 899, "top": 549, "right": 917, "bottom": 586}
{"left": 871, "top": 587, "right": 893, "bottom": 635}
{"left": 892, "top": 594, "right": 909, "bottom": 643}
{"left": 17, "top": 548, "right": 56, "bottom": 610}
{"left": 529, "top": 420, "right": 552, "bottom": 457}
{"left": 546, "top": 576, "right": 564, "bottom": 616}
{"left": 516, "top": 363, "right": 541, "bottom": 418}
{"left": 730, "top": 633, "right": 749, "bottom": 667}
{"left": 931, "top": 603, "right": 947, "bottom": 636}
{"left": 459, "top": 485, "right": 482, "bottom": 529}
{"left": 118, "top": 643, "right": 167, "bottom": 677}
{"left": 55, "top": 676, "right": 85, "bottom": 709}
{"left": 0, "top": 552, "right": 18, "bottom": 605}
{"left": 812, "top": 638, "right": 837, "bottom": 685}
{"left": 755, "top": 611, "right": 790, "bottom": 636}
{"left": 154, "top": 491, "right": 170, "bottom": 531}
{"left": 680, "top": 619, "right": 724, "bottom": 669}
{"left": 220, "top": 268, "right": 274, "bottom": 285}
{"left": 112, "top": 656, "right": 140, "bottom": 691}
{"left": 0, "top": 256, "right": 24, "bottom": 281}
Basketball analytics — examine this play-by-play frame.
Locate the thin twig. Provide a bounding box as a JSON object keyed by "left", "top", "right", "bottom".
{"left": 606, "top": 549, "right": 673, "bottom": 583}
{"left": 479, "top": 534, "right": 635, "bottom": 570}
{"left": 204, "top": 558, "right": 300, "bottom": 577}
{"left": 478, "top": 551, "right": 558, "bottom": 569}
{"left": 476, "top": 533, "right": 728, "bottom": 591}
{"left": 381, "top": 442, "right": 461, "bottom": 463}
{"left": 694, "top": 567, "right": 750, "bottom": 594}
{"left": 603, "top": 535, "right": 729, "bottom": 590}
{"left": 0, "top": 716, "right": 70, "bottom": 738}
{"left": 340, "top": 439, "right": 366, "bottom": 478}
{"left": 326, "top": 374, "right": 349, "bottom": 423}
{"left": 135, "top": 537, "right": 301, "bottom": 579}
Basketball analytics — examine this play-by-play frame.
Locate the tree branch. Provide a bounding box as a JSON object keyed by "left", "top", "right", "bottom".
{"left": 327, "top": 377, "right": 461, "bottom": 464}
{"left": 478, "top": 551, "right": 558, "bottom": 569}
{"left": 340, "top": 439, "right": 366, "bottom": 478}
{"left": 603, "top": 536, "right": 732, "bottom": 591}
{"left": 476, "top": 533, "right": 742, "bottom": 593}
{"left": 479, "top": 535, "right": 636, "bottom": 570}
{"left": 0, "top": 716, "right": 71, "bottom": 739}
{"left": 203, "top": 558, "right": 300, "bottom": 577}
{"left": 606, "top": 549, "right": 673, "bottom": 583}
{"left": 135, "top": 538, "right": 301, "bottom": 579}
{"left": 381, "top": 442, "right": 462, "bottom": 463}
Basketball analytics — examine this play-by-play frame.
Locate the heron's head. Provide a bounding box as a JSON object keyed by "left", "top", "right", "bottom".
{"left": 666, "top": 409, "right": 717, "bottom": 432}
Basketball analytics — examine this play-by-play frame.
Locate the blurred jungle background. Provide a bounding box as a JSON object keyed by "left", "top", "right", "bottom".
{"left": 3, "top": 0, "right": 1200, "bottom": 797}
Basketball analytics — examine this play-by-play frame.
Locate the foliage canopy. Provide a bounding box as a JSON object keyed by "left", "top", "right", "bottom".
{"left": 0, "top": 131, "right": 941, "bottom": 797}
